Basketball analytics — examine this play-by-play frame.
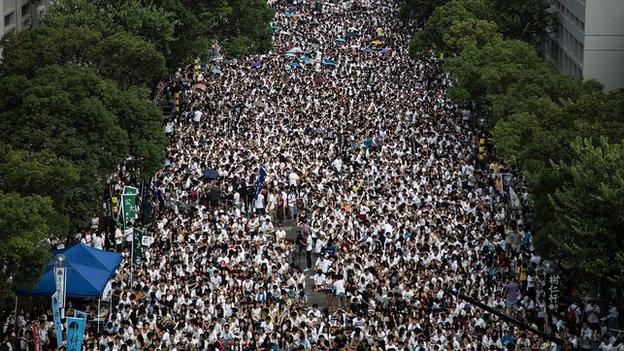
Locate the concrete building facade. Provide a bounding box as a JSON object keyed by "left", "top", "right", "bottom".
{"left": 545, "top": 0, "right": 624, "bottom": 91}
{"left": 1, "top": 0, "right": 49, "bottom": 40}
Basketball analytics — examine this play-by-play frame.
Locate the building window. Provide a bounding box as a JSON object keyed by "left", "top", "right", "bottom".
{"left": 21, "top": 3, "right": 31, "bottom": 18}
{"left": 4, "top": 12, "right": 15, "bottom": 27}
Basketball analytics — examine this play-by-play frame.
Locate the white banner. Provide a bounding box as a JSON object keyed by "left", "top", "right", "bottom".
{"left": 141, "top": 235, "right": 154, "bottom": 246}
{"left": 54, "top": 267, "right": 67, "bottom": 315}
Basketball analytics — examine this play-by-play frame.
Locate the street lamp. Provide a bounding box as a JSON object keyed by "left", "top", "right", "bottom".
{"left": 542, "top": 260, "right": 554, "bottom": 274}
{"left": 55, "top": 254, "right": 66, "bottom": 269}
{"left": 477, "top": 117, "right": 485, "bottom": 129}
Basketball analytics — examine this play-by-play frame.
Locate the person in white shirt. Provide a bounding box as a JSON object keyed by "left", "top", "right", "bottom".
{"left": 93, "top": 232, "right": 104, "bottom": 250}
{"left": 254, "top": 192, "right": 265, "bottom": 215}
{"left": 332, "top": 275, "right": 346, "bottom": 308}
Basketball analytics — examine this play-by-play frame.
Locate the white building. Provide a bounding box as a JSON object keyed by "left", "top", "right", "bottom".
{"left": 1, "top": 0, "right": 49, "bottom": 40}
{"left": 545, "top": 0, "right": 624, "bottom": 91}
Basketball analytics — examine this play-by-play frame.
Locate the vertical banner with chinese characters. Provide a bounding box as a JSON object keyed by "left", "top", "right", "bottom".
{"left": 122, "top": 186, "right": 138, "bottom": 224}
{"left": 65, "top": 316, "right": 86, "bottom": 351}
{"left": 545, "top": 273, "right": 561, "bottom": 313}
{"left": 132, "top": 228, "right": 143, "bottom": 265}
{"left": 51, "top": 293, "right": 64, "bottom": 348}
{"left": 54, "top": 265, "right": 66, "bottom": 316}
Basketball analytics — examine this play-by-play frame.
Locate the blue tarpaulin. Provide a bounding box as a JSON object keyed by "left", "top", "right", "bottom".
{"left": 18, "top": 244, "right": 122, "bottom": 298}
{"left": 203, "top": 168, "right": 220, "bottom": 180}
{"left": 322, "top": 59, "right": 337, "bottom": 66}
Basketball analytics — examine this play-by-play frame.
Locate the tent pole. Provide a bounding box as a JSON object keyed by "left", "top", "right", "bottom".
{"left": 97, "top": 299, "right": 101, "bottom": 334}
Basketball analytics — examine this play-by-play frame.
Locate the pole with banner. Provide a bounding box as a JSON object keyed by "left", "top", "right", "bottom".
{"left": 54, "top": 254, "right": 67, "bottom": 318}
{"left": 132, "top": 228, "right": 143, "bottom": 266}
{"left": 51, "top": 293, "right": 64, "bottom": 348}
{"left": 121, "top": 186, "right": 139, "bottom": 225}
{"left": 252, "top": 165, "right": 267, "bottom": 201}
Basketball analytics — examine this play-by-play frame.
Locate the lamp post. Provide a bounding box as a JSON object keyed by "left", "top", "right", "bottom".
{"left": 55, "top": 254, "right": 67, "bottom": 318}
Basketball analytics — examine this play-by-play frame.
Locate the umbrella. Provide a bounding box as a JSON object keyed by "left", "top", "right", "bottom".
{"left": 370, "top": 40, "right": 383, "bottom": 46}
{"left": 301, "top": 55, "right": 312, "bottom": 64}
{"left": 192, "top": 83, "right": 207, "bottom": 91}
{"left": 203, "top": 169, "right": 220, "bottom": 180}
{"left": 270, "top": 24, "right": 281, "bottom": 33}
{"left": 251, "top": 61, "right": 262, "bottom": 69}
{"left": 336, "top": 37, "right": 347, "bottom": 44}
{"left": 164, "top": 159, "right": 172, "bottom": 167}
{"left": 322, "top": 59, "right": 337, "bottom": 67}
{"left": 210, "top": 66, "right": 223, "bottom": 75}
{"left": 284, "top": 10, "right": 294, "bottom": 17}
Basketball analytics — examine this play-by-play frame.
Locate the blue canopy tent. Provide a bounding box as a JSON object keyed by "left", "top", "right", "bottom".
{"left": 18, "top": 243, "right": 122, "bottom": 298}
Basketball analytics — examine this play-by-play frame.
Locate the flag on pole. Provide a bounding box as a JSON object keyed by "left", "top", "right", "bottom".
{"left": 121, "top": 186, "right": 138, "bottom": 224}
{"left": 51, "top": 293, "right": 63, "bottom": 348}
{"left": 252, "top": 166, "right": 267, "bottom": 200}
{"left": 132, "top": 228, "right": 143, "bottom": 265}
{"left": 509, "top": 187, "right": 521, "bottom": 209}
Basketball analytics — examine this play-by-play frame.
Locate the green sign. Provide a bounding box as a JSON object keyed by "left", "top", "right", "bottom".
{"left": 132, "top": 228, "right": 143, "bottom": 265}
{"left": 122, "top": 186, "right": 138, "bottom": 224}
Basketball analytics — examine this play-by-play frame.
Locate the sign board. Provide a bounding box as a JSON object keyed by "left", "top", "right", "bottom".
{"left": 66, "top": 317, "right": 86, "bottom": 351}
{"left": 545, "top": 273, "right": 561, "bottom": 313}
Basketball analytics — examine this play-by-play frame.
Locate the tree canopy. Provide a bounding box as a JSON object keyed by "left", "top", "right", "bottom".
{"left": 0, "top": 65, "right": 167, "bottom": 227}
{"left": 0, "top": 192, "right": 67, "bottom": 294}
{"left": 549, "top": 138, "right": 624, "bottom": 294}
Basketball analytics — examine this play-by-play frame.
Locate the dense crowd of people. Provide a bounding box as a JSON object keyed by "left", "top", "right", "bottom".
{"left": 1, "top": 0, "right": 622, "bottom": 350}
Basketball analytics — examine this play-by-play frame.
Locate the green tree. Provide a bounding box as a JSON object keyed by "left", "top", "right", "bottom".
{"left": 0, "top": 192, "right": 67, "bottom": 294}
{"left": 93, "top": 31, "right": 167, "bottom": 89}
{"left": 0, "top": 23, "right": 167, "bottom": 89}
{"left": 444, "top": 39, "right": 573, "bottom": 123}
{"left": 0, "top": 25, "right": 101, "bottom": 78}
{"left": 0, "top": 65, "right": 129, "bottom": 175}
{"left": 491, "top": 0, "right": 555, "bottom": 48}
{"left": 442, "top": 18, "right": 502, "bottom": 53}
{"left": 399, "top": 0, "right": 450, "bottom": 21}
{"left": 0, "top": 65, "right": 167, "bottom": 226}
{"left": 549, "top": 137, "right": 624, "bottom": 295}
{"left": 409, "top": 0, "right": 493, "bottom": 56}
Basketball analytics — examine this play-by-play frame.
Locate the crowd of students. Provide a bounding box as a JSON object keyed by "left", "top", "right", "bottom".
{"left": 1, "top": 0, "right": 622, "bottom": 350}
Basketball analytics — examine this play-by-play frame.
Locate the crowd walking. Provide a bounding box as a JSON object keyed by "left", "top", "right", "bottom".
{"left": 1, "top": 0, "right": 622, "bottom": 350}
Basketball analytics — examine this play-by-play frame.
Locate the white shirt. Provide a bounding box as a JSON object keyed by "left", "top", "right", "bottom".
{"left": 255, "top": 193, "right": 265, "bottom": 209}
